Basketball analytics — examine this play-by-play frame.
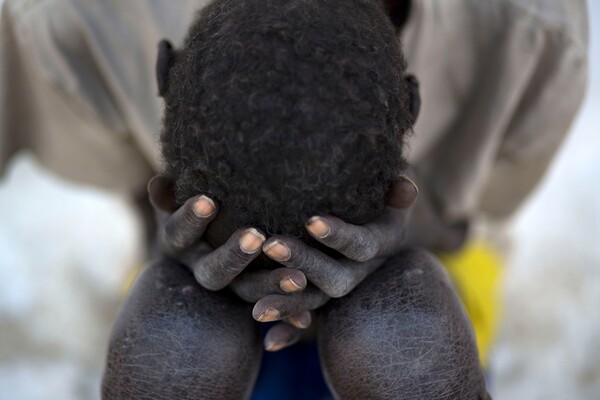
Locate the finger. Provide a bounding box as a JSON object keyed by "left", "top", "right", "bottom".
{"left": 264, "top": 323, "right": 302, "bottom": 352}
{"left": 264, "top": 310, "right": 313, "bottom": 352}
{"left": 386, "top": 175, "right": 419, "bottom": 209}
{"left": 302, "top": 174, "right": 416, "bottom": 262}
{"left": 264, "top": 236, "right": 359, "bottom": 297}
{"left": 191, "top": 228, "right": 266, "bottom": 291}
{"left": 263, "top": 236, "right": 387, "bottom": 298}
{"left": 159, "top": 194, "right": 218, "bottom": 255}
{"left": 305, "top": 206, "right": 410, "bottom": 262}
{"left": 286, "top": 310, "right": 312, "bottom": 329}
{"left": 229, "top": 268, "right": 307, "bottom": 303}
{"left": 305, "top": 215, "right": 380, "bottom": 262}
{"left": 148, "top": 175, "right": 178, "bottom": 213}
{"left": 252, "top": 285, "right": 329, "bottom": 321}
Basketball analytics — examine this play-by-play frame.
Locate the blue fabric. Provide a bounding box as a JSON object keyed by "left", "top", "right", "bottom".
{"left": 251, "top": 337, "right": 332, "bottom": 400}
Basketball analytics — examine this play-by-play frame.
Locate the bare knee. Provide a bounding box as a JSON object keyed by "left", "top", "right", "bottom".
{"left": 102, "top": 260, "right": 261, "bottom": 400}
{"left": 318, "top": 249, "right": 488, "bottom": 400}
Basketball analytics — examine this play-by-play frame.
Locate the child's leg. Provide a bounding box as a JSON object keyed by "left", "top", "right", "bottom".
{"left": 102, "top": 259, "right": 262, "bottom": 400}
{"left": 318, "top": 248, "right": 490, "bottom": 400}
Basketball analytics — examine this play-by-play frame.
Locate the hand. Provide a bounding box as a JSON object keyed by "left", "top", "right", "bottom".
{"left": 148, "top": 175, "right": 419, "bottom": 352}
{"left": 250, "top": 175, "right": 419, "bottom": 351}
{"left": 231, "top": 272, "right": 328, "bottom": 351}
{"left": 261, "top": 175, "right": 419, "bottom": 298}
{"left": 148, "top": 175, "right": 315, "bottom": 351}
{"left": 148, "top": 176, "right": 269, "bottom": 291}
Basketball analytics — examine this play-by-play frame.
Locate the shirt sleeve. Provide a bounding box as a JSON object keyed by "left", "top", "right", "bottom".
{"left": 405, "top": 0, "right": 589, "bottom": 225}
{"left": 0, "top": 1, "right": 39, "bottom": 171}
{"left": 0, "top": 0, "right": 191, "bottom": 193}
{"left": 479, "top": 20, "right": 588, "bottom": 218}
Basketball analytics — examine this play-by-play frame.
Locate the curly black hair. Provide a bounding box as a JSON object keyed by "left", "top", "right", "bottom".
{"left": 161, "top": 0, "right": 413, "bottom": 245}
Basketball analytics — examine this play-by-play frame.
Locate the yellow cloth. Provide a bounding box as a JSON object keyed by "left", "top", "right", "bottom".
{"left": 121, "top": 263, "right": 143, "bottom": 298}
{"left": 439, "top": 241, "right": 503, "bottom": 367}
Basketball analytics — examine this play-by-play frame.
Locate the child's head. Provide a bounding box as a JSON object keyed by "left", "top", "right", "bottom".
{"left": 160, "top": 0, "right": 415, "bottom": 247}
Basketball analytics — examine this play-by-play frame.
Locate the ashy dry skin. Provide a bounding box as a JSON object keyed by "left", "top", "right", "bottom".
{"left": 102, "top": 2, "right": 489, "bottom": 399}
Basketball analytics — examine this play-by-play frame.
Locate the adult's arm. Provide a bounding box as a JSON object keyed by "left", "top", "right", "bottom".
{"left": 398, "top": 0, "right": 588, "bottom": 231}
{"left": 0, "top": 0, "right": 208, "bottom": 194}
{"left": 479, "top": 8, "right": 588, "bottom": 218}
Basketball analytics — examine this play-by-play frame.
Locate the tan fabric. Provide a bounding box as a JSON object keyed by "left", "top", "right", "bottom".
{"left": 1, "top": 0, "right": 209, "bottom": 193}
{"left": 0, "top": 0, "right": 588, "bottom": 220}
{"left": 403, "top": 0, "right": 588, "bottom": 222}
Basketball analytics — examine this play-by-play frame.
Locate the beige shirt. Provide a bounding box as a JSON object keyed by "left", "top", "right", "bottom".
{"left": 1, "top": 0, "right": 210, "bottom": 193}
{"left": 0, "top": 0, "right": 588, "bottom": 223}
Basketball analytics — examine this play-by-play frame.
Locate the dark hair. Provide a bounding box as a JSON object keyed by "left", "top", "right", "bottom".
{"left": 161, "top": 0, "right": 412, "bottom": 241}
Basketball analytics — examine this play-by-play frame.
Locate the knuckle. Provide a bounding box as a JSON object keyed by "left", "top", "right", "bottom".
{"left": 326, "top": 286, "right": 346, "bottom": 299}
{"left": 323, "top": 224, "right": 349, "bottom": 250}
{"left": 208, "top": 243, "right": 251, "bottom": 278}
{"left": 162, "top": 225, "right": 187, "bottom": 254}
{"left": 222, "top": 244, "right": 254, "bottom": 271}
{"left": 353, "top": 231, "right": 379, "bottom": 262}
{"left": 329, "top": 226, "right": 378, "bottom": 262}
{"left": 327, "top": 272, "right": 355, "bottom": 298}
{"left": 227, "top": 245, "right": 248, "bottom": 264}
{"left": 216, "top": 251, "right": 251, "bottom": 280}
{"left": 194, "top": 242, "right": 254, "bottom": 292}
{"left": 193, "top": 268, "right": 219, "bottom": 291}
{"left": 269, "top": 268, "right": 287, "bottom": 282}
{"left": 214, "top": 258, "right": 240, "bottom": 281}
{"left": 194, "top": 258, "right": 227, "bottom": 291}
{"left": 286, "top": 241, "right": 310, "bottom": 267}
{"left": 280, "top": 299, "right": 302, "bottom": 315}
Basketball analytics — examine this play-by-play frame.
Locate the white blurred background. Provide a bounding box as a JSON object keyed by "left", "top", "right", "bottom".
{"left": 490, "top": 2, "right": 600, "bottom": 398}
{"left": 0, "top": 1, "right": 599, "bottom": 399}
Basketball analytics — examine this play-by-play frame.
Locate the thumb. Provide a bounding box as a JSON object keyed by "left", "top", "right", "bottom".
{"left": 386, "top": 175, "right": 418, "bottom": 209}
{"left": 148, "top": 175, "right": 178, "bottom": 213}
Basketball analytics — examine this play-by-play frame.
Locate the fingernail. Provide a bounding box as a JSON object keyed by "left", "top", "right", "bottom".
{"left": 289, "top": 312, "right": 311, "bottom": 329}
{"left": 193, "top": 195, "right": 216, "bottom": 217}
{"left": 257, "top": 308, "right": 280, "bottom": 322}
{"left": 147, "top": 175, "right": 159, "bottom": 194}
{"left": 263, "top": 240, "right": 291, "bottom": 261}
{"left": 240, "top": 228, "right": 266, "bottom": 254}
{"left": 306, "top": 216, "right": 330, "bottom": 238}
{"left": 280, "top": 277, "right": 303, "bottom": 293}
{"left": 400, "top": 175, "right": 419, "bottom": 195}
{"left": 387, "top": 177, "right": 419, "bottom": 209}
{"left": 265, "top": 341, "right": 287, "bottom": 352}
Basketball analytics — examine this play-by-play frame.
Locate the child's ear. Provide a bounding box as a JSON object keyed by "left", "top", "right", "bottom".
{"left": 405, "top": 74, "right": 420, "bottom": 126}
{"left": 156, "top": 39, "right": 178, "bottom": 97}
